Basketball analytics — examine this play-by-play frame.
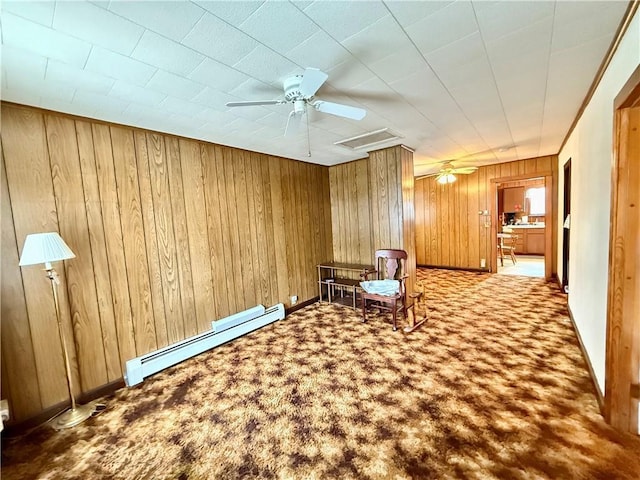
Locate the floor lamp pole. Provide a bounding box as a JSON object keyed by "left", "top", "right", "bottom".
{"left": 46, "top": 265, "right": 97, "bottom": 430}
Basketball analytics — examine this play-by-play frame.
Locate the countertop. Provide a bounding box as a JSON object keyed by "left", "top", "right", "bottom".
{"left": 503, "top": 224, "right": 545, "bottom": 229}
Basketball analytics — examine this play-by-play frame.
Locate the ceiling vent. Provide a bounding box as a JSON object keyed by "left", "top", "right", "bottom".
{"left": 334, "top": 128, "right": 402, "bottom": 150}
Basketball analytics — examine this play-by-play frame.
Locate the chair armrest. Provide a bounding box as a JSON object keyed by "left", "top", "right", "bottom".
{"left": 360, "top": 269, "right": 378, "bottom": 280}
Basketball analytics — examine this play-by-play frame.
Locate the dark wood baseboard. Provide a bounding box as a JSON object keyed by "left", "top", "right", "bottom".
{"left": 566, "top": 304, "right": 605, "bottom": 414}
{"left": 417, "top": 264, "right": 490, "bottom": 273}
{"left": 3, "top": 378, "right": 125, "bottom": 436}
{"left": 286, "top": 296, "right": 319, "bottom": 315}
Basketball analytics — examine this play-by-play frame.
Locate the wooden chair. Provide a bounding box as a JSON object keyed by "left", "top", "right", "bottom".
{"left": 498, "top": 233, "right": 518, "bottom": 266}
{"left": 361, "top": 249, "right": 408, "bottom": 331}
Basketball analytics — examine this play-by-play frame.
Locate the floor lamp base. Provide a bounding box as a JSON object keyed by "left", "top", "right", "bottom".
{"left": 50, "top": 402, "right": 99, "bottom": 430}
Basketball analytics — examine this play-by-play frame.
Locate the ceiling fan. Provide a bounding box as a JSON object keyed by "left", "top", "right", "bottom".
{"left": 418, "top": 161, "right": 478, "bottom": 184}
{"left": 225, "top": 67, "right": 367, "bottom": 139}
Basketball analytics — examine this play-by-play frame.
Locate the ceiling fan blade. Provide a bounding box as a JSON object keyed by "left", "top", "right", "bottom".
{"left": 226, "top": 100, "right": 283, "bottom": 107}
{"left": 299, "top": 68, "right": 328, "bottom": 98}
{"left": 416, "top": 173, "right": 440, "bottom": 180}
{"left": 451, "top": 167, "right": 478, "bottom": 174}
{"left": 285, "top": 111, "right": 303, "bottom": 137}
{"left": 313, "top": 101, "right": 366, "bottom": 120}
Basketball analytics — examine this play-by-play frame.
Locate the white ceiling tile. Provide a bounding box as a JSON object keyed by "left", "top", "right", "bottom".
{"left": 301, "top": 0, "right": 389, "bottom": 42}
{"left": 254, "top": 111, "right": 288, "bottom": 128}
{"left": 497, "top": 70, "right": 547, "bottom": 111}
{"left": 122, "top": 102, "right": 165, "bottom": 122}
{"left": 132, "top": 30, "right": 205, "bottom": 76}
{"left": 473, "top": 1, "right": 554, "bottom": 43}
{"left": 110, "top": 80, "right": 167, "bottom": 107}
{"left": 191, "top": 86, "right": 240, "bottom": 110}
{"left": 239, "top": 1, "right": 319, "bottom": 54}
{"left": 540, "top": 35, "right": 610, "bottom": 145}
{"left": 1, "top": 46, "right": 47, "bottom": 87}
{"left": 1, "top": 12, "right": 92, "bottom": 67}
{"left": 46, "top": 60, "right": 115, "bottom": 94}
{"left": 1, "top": 87, "right": 41, "bottom": 108}
{"left": 325, "top": 62, "right": 376, "bottom": 93}
{"left": 406, "top": 1, "right": 478, "bottom": 54}
{"left": 181, "top": 13, "right": 259, "bottom": 66}
{"left": 388, "top": 67, "right": 443, "bottom": 104}
{"left": 73, "top": 89, "right": 129, "bottom": 116}
{"left": 158, "top": 96, "right": 207, "bottom": 118}
{"left": 1, "top": 1, "right": 55, "bottom": 27}
{"left": 346, "top": 75, "right": 399, "bottom": 109}
{"left": 469, "top": 122, "right": 512, "bottom": 150}
{"left": 168, "top": 113, "right": 206, "bottom": 130}
{"left": 432, "top": 54, "right": 494, "bottom": 93}
{"left": 188, "top": 58, "right": 250, "bottom": 92}
{"left": 425, "top": 32, "right": 485, "bottom": 76}
{"left": 108, "top": 1, "right": 205, "bottom": 42}
{"left": 286, "top": 30, "right": 352, "bottom": 72}
{"left": 222, "top": 116, "right": 263, "bottom": 134}
{"left": 232, "top": 45, "right": 300, "bottom": 86}
{"left": 552, "top": 1, "right": 628, "bottom": 53}
{"left": 193, "top": 1, "right": 265, "bottom": 27}
{"left": 450, "top": 77, "right": 504, "bottom": 121}
{"left": 485, "top": 17, "right": 553, "bottom": 78}
{"left": 384, "top": 1, "right": 453, "bottom": 28}
{"left": 85, "top": 47, "right": 157, "bottom": 85}
{"left": 341, "top": 14, "right": 414, "bottom": 64}
{"left": 5, "top": 76, "right": 76, "bottom": 103}
{"left": 371, "top": 49, "right": 430, "bottom": 84}
{"left": 290, "top": 1, "right": 314, "bottom": 11}
{"left": 228, "top": 104, "right": 274, "bottom": 122}
{"left": 53, "top": 1, "right": 144, "bottom": 55}
{"left": 227, "top": 77, "right": 280, "bottom": 101}
{"left": 40, "top": 97, "right": 95, "bottom": 119}
{"left": 193, "top": 108, "right": 229, "bottom": 124}
{"left": 146, "top": 70, "right": 206, "bottom": 100}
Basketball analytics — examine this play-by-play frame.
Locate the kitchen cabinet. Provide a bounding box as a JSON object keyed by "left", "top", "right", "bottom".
{"left": 507, "top": 227, "right": 545, "bottom": 255}
{"left": 526, "top": 230, "right": 545, "bottom": 255}
{"left": 503, "top": 187, "right": 525, "bottom": 212}
{"left": 504, "top": 227, "right": 545, "bottom": 255}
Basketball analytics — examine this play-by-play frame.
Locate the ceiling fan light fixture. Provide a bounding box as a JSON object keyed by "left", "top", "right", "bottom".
{"left": 437, "top": 173, "right": 457, "bottom": 184}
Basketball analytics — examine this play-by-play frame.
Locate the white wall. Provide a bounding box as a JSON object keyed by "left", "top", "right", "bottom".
{"left": 557, "top": 11, "right": 639, "bottom": 393}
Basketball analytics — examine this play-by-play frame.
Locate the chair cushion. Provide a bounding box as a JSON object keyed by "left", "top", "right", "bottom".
{"left": 360, "top": 279, "right": 400, "bottom": 296}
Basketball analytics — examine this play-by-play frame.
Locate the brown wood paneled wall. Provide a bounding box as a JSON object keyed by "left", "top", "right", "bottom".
{"left": 329, "top": 159, "right": 372, "bottom": 267}
{"left": 415, "top": 155, "right": 557, "bottom": 271}
{"left": 329, "top": 145, "right": 416, "bottom": 292}
{"left": 1, "top": 103, "right": 332, "bottom": 423}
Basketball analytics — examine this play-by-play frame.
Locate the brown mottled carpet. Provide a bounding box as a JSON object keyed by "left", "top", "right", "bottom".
{"left": 3, "top": 268, "right": 640, "bottom": 479}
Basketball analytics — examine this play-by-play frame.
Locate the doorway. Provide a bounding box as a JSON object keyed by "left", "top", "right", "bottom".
{"left": 562, "top": 159, "right": 571, "bottom": 292}
{"left": 492, "top": 175, "right": 553, "bottom": 279}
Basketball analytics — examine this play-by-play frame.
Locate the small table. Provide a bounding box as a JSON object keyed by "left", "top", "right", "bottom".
{"left": 317, "top": 262, "right": 374, "bottom": 309}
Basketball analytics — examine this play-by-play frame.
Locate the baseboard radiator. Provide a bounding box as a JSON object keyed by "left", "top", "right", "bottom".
{"left": 124, "top": 303, "right": 285, "bottom": 386}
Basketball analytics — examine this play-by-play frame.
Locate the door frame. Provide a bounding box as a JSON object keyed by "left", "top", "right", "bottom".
{"left": 490, "top": 172, "right": 554, "bottom": 279}
{"left": 605, "top": 64, "right": 640, "bottom": 434}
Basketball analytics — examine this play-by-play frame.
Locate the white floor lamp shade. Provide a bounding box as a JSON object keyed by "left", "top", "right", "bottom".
{"left": 19, "top": 232, "right": 75, "bottom": 267}
{"left": 19, "top": 232, "right": 99, "bottom": 429}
